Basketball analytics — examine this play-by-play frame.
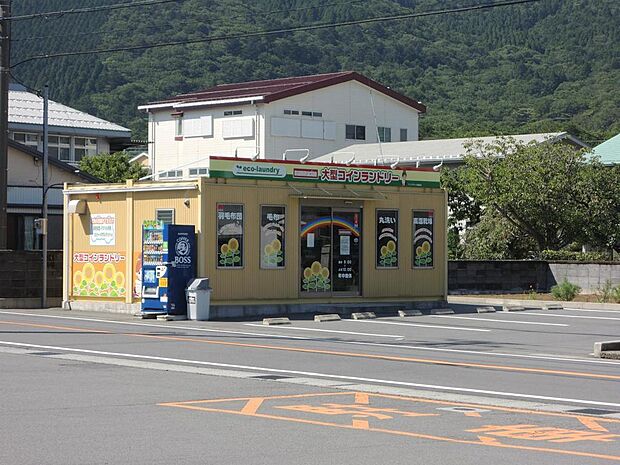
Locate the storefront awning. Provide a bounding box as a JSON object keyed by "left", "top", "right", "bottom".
{"left": 288, "top": 184, "right": 386, "bottom": 201}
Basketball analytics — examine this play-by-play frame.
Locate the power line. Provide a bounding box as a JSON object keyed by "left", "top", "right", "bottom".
{"left": 7, "top": 0, "right": 182, "bottom": 22}
{"left": 11, "top": 0, "right": 543, "bottom": 68}
{"left": 12, "top": 0, "right": 366, "bottom": 43}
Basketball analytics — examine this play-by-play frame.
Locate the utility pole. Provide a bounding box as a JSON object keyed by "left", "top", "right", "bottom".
{"left": 0, "top": 0, "right": 11, "bottom": 250}
{"left": 41, "top": 84, "right": 48, "bottom": 308}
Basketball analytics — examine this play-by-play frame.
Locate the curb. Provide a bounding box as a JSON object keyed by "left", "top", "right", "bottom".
{"left": 314, "top": 314, "right": 341, "bottom": 322}
{"left": 448, "top": 296, "right": 620, "bottom": 312}
{"left": 351, "top": 312, "right": 376, "bottom": 320}
{"left": 476, "top": 306, "right": 496, "bottom": 313}
{"left": 398, "top": 309, "right": 423, "bottom": 317}
{"left": 262, "top": 317, "right": 291, "bottom": 326}
{"left": 430, "top": 308, "right": 454, "bottom": 315}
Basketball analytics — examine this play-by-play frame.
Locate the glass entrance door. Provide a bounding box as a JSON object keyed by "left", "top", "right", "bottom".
{"left": 300, "top": 206, "right": 361, "bottom": 296}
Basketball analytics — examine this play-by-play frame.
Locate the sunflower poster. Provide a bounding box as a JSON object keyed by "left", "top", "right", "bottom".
{"left": 376, "top": 209, "right": 398, "bottom": 268}
{"left": 260, "top": 206, "right": 285, "bottom": 269}
{"left": 72, "top": 252, "right": 127, "bottom": 298}
{"left": 413, "top": 210, "right": 434, "bottom": 268}
{"left": 217, "top": 204, "right": 243, "bottom": 268}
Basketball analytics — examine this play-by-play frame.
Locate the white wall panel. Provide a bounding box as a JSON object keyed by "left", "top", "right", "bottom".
{"left": 323, "top": 121, "right": 336, "bottom": 140}
{"left": 184, "top": 115, "right": 212, "bottom": 137}
{"left": 270, "top": 117, "right": 301, "bottom": 137}
{"left": 301, "top": 119, "right": 324, "bottom": 139}
{"left": 222, "top": 117, "right": 254, "bottom": 139}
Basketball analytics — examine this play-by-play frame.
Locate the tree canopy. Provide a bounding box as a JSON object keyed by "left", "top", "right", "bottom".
{"left": 79, "top": 152, "right": 147, "bottom": 183}
{"left": 446, "top": 138, "right": 620, "bottom": 258}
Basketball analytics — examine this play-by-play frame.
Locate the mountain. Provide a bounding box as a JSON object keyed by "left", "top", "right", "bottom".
{"left": 10, "top": 0, "right": 620, "bottom": 143}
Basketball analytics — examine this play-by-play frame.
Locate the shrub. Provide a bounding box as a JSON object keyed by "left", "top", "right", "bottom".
{"left": 550, "top": 279, "right": 581, "bottom": 301}
{"left": 596, "top": 280, "right": 615, "bottom": 303}
{"left": 541, "top": 250, "right": 608, "bottom": 262}
{"left": 612, "top": 285, "right": 620, "bottom": 304}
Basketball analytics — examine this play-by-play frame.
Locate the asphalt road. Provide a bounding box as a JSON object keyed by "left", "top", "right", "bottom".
{"left": 1, "top": 306, "right": 619, "bottom": 464}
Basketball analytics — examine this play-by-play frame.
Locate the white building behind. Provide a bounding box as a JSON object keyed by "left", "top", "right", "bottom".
{"left": 138, "top": 72, "right": 426, "bottom": 179}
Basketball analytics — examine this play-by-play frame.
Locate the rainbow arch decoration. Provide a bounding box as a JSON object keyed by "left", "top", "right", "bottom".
{"left": 300, "top": 216, "right": 360, "bottom": 237}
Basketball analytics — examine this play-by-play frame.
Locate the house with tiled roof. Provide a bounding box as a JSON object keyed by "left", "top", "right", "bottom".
{"left": 9, "top": 84, "right": 131, "bottom": 165}
{"left": 7, "top": 83, "right": 127, "bottom": 250}
{"left": 138, "top": 71, "right": 426, "bottom": 179}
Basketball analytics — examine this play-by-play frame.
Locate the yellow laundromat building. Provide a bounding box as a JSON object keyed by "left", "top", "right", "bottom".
{"left": 63, "top": 157, "right": 447, "bottom": 317}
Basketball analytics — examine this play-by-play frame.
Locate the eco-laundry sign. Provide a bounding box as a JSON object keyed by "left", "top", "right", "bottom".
{"left": 376, "top": 210, "right": 398, "bottom": 268}
{"left": 90, "top": 213, "right": 116, "bottom": 246}
{"left": 209, "top": 157, "right": 440, "bottom": 188}
{"left": 413, "top": 210, "right": 434, "bottom": 268}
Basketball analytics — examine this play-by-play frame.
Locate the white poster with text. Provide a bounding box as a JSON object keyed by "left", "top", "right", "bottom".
{"left": 90, "top": 214, "right": 116, "bottom": 246}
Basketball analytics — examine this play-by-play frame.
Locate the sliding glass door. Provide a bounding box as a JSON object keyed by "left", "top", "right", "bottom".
{"left": 300, "top": 206, "right": 361, "bottom": 296}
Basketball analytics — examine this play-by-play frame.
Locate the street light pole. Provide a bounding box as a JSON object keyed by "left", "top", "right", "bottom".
{"left": 0, "top": 0, "right": 11, "bottom": 249}
{"left": 41, "top": 84, "right": 49, "bottom": 308}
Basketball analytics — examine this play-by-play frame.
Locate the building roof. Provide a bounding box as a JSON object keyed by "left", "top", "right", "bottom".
{"left": 9, "top": 84, "right": 131, "bottom": 138}
{"left": 139, "top": 71, "right": 426, "bottom": 113}
{"left": 9, "top": 139, "right": 102, "bottom": 183}
{"left": 317, "top": 132, "right": 589, "bottom": 166}
{"left": 591, "top": 132, "right": 620, "bottom": 165}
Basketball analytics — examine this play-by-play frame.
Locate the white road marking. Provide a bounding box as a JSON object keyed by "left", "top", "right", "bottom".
{"left": 2, "top": 310, "right": 619, "bottom": 365}
{"left": 1, "top": 340, "right": 619, "bottom": 409}
{"left": 244, "top": 323, "right": 404, "bottom": 339}
{"left": 431, "top": 315, "right": 569, "bottom": 327}
{"left": 349, "top": 319, "right": 491, "bottom": 332}
{"left": 524, "top": 312, "right": 620, "bottom": 321}
{"left": 0, "top": 310, "right": 316, "bottom": 341}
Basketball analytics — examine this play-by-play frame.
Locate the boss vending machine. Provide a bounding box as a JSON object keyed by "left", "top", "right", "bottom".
{"left": 141, "top": 220, "right": 196, "bottom": 317}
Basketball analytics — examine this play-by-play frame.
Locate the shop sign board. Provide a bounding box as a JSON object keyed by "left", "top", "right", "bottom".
{"left": 376, "top": 210, "right": 398, "bottom": 268}
{"left": 209, "top": 157, "right": 440, "bottom": 188}
{"left": 413, "top": 210, "right": 434, "bottom": 268}
{"left": 90, "top": 213, "right": 116, "bottom": 246}
{"left": 72, "top": 252, "right": 126, "bottom": 298}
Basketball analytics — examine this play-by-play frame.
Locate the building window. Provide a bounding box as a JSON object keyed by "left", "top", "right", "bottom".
{"left": 188, "top": 167, "right": 208, "bottom": 177}
{"left": 12, "top": 132, "right": 39, "bottom": 148}
{"left": 312, "top": 112, "right": 322, "bottom": 118}
{"left": 224, "top": 110, "right": 243, "bottom": 116}
{"left": 290, "top": 110, "right": 299, "bottom": 115}
{"left": 156, "top": 209, "right": 175, "bottom": 225}
{"left": 48, "top": 135, "right": 71, "bottom": 161}
{"left": 400, "top": 128, "right": 408, "bottom": 142}
{"left": 159, "top": 170, "right": 183, "bottom": 179}
{"left": 301, "top": 111, "right": 313, "bottom": 117}
{"left": 217, "top": 204, "right": 244, "bottom": 268}
{"left": 74, "top": 137, "right": 97, "bottom": 161}
{"left": 378, "top": 127, "right": 392, "bottom": 143}
{"left": 346, "top": 124, "right": 366, "bottom": 140}
{"left": 175, "top": 116, "right": 183, "bottom": 136}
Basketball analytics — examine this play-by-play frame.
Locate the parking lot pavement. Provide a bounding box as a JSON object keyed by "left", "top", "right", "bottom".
{"left": 0, "top": 307, "right": 619, "bottom": 464}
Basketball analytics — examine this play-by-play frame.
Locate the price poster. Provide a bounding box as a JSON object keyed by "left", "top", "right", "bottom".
{"left": 376, "top": 210, "right": 398, "bottom": 268}
{"left": 413, "top": 210, "right": 434, "bottom": 268}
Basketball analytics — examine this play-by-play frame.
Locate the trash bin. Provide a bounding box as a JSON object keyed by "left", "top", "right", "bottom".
{"left": 186, "top": 278, "right": 212, "bottom": 320}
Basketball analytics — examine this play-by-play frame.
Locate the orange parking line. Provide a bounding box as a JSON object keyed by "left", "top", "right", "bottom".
{"left": 355, "top": 392, "right": 369, "bottom": 405}
{"left": 0, "top": 320, "right": 109, "bottom": 333}
{"left": 2, "top": 319, "right": 619, "bottom": 381}
{"left": 240, "top": 397, "right": 264, "bottom": 415}
{"left": 579, "top": 417, "right": 610, "bottom": 433}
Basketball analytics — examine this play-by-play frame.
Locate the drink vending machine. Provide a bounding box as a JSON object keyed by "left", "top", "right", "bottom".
{"left": 141, "top": 220, "right": 196, "bottom": 316}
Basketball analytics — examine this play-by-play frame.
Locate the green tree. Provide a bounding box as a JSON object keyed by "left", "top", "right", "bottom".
{"left": 79, "top": 151, "right": 147, "bottom": 183}
{"left": 460, "top": 137, "right": 593, "bottom": 253}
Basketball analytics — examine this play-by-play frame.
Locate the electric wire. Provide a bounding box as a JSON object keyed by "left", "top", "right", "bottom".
{"left": 11, "top": 0, "right": 543, "bottom": 68}
{"left": 7, "top": 0, "right": 183, "bottom": 22}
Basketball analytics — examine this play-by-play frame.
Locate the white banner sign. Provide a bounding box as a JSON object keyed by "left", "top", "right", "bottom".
{"left": 90, "top": 213, "right": 116, "bottom": 246}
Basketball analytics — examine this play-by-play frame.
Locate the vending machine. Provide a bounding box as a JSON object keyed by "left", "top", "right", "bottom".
{"left": 141, "top": 220, "right": 196, "bottom": 316}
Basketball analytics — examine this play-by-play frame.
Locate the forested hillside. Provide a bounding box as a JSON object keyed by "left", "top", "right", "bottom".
{"left": 11, "top": 0, "right": 620, "bottom": 142}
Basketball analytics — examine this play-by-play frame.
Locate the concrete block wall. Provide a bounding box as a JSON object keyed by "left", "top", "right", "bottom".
{"left": 0, "top": 250, "right": 63, "bottom": 298}
{"left": 449, "top": 260, "right": 620, "bottom": 294}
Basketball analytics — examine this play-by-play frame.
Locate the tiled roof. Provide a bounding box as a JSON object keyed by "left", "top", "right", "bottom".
{"left": 318, "top": 132, "right": 589, "bottom": 165}
{"left": 591, "top": 133, "right": 620, "bottom": 165}
{"left": 9, "top": 87, "right": 130, "bottom": 135}
{"left": 143, "top": 71, "right": 426, "bottom": 112}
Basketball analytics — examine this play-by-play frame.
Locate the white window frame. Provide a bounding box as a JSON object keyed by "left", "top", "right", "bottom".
{"left": 378, "top": 127, "right": 392, "bottom": 143}
{"left": 188, "top": 167, "right": 209, "bottom": 177}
